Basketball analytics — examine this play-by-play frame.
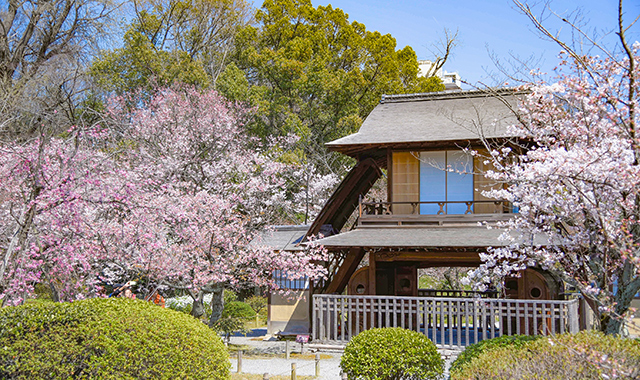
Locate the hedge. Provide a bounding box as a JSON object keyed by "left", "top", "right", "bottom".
{"left": 0, "top": 298, "right": 230, "bottom": 379}
{"left": 449, "top": 334, "right": 541, "bottom": 374}
{"left": 450, "top": 330, "right": 640, "bottom": 380}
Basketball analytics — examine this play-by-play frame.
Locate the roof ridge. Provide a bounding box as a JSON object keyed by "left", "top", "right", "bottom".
{"left": 381, "top": 87, "right": 526, "bottom": 104}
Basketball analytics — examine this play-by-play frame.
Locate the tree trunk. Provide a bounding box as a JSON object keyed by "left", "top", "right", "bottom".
{"left": 0, "top": 198, "right": 39, "bottom": 286}
{"left": 49, "top": 281, "right": 60, "bottom": 303}
{"left": 208, "top": 285, "right": 224, "bottom": 328}
{"left": 190, "top": 291, "right": 205, "bottom": 318}
{"left": 0, "top": 141, "right": 44, "bottom": 288}
{"left": 601, "top": 314, "right": 624, "bottom": 335}
{"left": 603, "top": 270, "right": 640, "bottom": 335}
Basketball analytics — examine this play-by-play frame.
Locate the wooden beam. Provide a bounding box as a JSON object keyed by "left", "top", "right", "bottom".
{"left": 374, "top": 250, "right": 482, "bottom": 264}
{"left": 387, "top": 148, "right": 392, "bottom": 203}
{"left": 325, "top": 248, "right": 366, "bottom": 294}
{"left": 304, "top": 159, "right": 382, "bottom": 240}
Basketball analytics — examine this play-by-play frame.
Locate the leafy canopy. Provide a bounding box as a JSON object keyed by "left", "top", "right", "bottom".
{"left": 230, "top": 0, "right": 443, "bottom": 170}
{"left": 91, "top": 0, "right": 252, "bottom": 96}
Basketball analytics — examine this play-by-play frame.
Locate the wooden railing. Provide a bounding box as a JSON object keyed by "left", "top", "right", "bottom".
{"left": 359, "top": 198, "right": 513, "bottom": 217}
{"left": 312, "top": 294, "right": 580, "bottom": 348}
{"left": 418, "top": 289, "right": 498, "bottom": 298}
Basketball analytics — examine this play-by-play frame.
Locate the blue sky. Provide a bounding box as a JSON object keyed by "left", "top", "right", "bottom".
{"left": 313, "top": 0, "right": 640, "bottom": 88}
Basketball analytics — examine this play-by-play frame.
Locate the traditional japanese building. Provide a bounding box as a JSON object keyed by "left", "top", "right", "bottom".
{"left": 264, "top": 88, "right": 584, "bottom": 346}
{"left": 306, "top": 88, "right": 550, "bottom": 295}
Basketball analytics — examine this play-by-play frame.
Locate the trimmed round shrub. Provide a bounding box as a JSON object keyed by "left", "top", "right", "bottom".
{"left": 450, "top": 330, "right": 640, "bottom": 380}
{"left": 340, "top": 327, "right": 444, "bottom": 380}
{"left": 0, "top": 298, "right": 230, "bottom": 379}
{"left": 449, "top": 334, "right": 541, "bottom": 374}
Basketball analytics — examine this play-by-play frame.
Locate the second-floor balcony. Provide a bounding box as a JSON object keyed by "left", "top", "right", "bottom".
{"left": 358, "top": 198, "right": 515, "bottom": 227}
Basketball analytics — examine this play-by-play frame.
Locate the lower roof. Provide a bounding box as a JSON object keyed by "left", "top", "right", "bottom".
{"left": 252, "top": 225, "right": 309, "bottom": 251}
{"left": 312, "top": 226, "right": 547, "bottom": 250}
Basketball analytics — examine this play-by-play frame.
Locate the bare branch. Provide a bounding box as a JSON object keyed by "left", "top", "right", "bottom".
{"left": 424, "top": 28, "right": 458, "bottom": 78}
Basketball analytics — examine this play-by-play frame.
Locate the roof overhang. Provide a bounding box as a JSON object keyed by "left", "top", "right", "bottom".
{"left": 327, "top": 138, "right": 512, "bottom": 158}
{"left": 311, "top": 226, "right": 549, "bottom": 250}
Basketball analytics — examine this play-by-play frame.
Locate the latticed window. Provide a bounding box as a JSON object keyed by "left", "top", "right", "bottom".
{"left": 391, "top": 149, "right": 505, "bottom": 214}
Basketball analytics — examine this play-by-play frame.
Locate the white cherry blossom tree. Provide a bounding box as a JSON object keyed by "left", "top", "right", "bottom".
{"left": 469, "top": 1, "right": 640, "bottom": 334}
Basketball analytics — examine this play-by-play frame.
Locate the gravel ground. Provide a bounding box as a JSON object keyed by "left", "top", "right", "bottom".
{"left": 228, "top": 330, "right": 461, "bottom": 379}
{"left": 228, "top": 334, "right": 342, "bottom": 379}
{"left": 230, "top": 355, "right": 343, "bottom": 379}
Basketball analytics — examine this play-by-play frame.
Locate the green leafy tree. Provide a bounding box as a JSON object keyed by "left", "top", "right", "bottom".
{"left": 213, "top": 301, "right": 256, "bottom": 344}
{"left": 231, "top": 0, "right": 446, "bottom": 172}
{"left": 91, "top": 22, "right": 210, "bottom": 94}
{"left": 246, "top": 295, "right": 267, "bottom": 314}
{"left": 91, "top": 0, "right": 252, "bottom": 96}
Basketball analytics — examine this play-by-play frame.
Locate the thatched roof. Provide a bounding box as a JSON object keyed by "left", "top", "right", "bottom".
{"left": 327, "top": 88, "right": 525, "bottom": 157}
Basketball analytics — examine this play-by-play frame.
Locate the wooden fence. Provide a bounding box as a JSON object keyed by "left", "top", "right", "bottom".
{"left": 312, "top": 294, "right": 580, "bottom": 348}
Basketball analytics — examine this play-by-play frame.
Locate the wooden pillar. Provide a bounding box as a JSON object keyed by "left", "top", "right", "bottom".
{"left": 368, "top": 251, "right": 377, "bottom": 295}
{"left": 308, "top": 278, "right": 314, "bottom": 334}
{"left": 387, "top": 149, "right": 393, "bottom": 203}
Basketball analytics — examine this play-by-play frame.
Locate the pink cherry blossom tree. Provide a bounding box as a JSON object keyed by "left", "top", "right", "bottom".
{"left": 468, "top": 2, "right": 640, "bottom": 334}
{"left": 0, "top": 125, "right": 129, "bottom": 304}
{"left": 0, "top": 87, "right": 329, "bottom": 321}
{"left": 105, "top": 86, "right": 330, "bottom": 324}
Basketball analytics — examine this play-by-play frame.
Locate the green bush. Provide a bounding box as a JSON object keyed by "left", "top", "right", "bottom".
{"left": 223, "top": 301, "right": 256, "bottom": 319}
{"left": 246, "top": 295, "right": 267, "bottom": 314}
{"left": 340, "top": 327, "right": 444, "bottom": 380}
{"left": 224, "top": 289, "right": 238, "bottom": 304}
{"left": 214, "top": 301, "right": 257, "bottom": 344}
{"left": 0, "top": 298, "right": 229, "bottom": 380}
{"left": 451, "top": 330, "right": 640, "bottom": 380}
{"left": 449, "top": 334, "right": 541, "bottom": 374}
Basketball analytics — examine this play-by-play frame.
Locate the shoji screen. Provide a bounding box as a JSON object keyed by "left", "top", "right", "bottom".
{"left": 391, "top": 152, "right": 420, "bottom": 214}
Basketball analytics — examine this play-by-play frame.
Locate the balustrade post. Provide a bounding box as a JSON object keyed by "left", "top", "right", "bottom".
{"left": 569, "top": 299, "right": 579, "bottom": 333}
{"left": 312, "top": 295, "right": 317, "bottom": 341}
{"left": 465, "top": 201, "right": 473, "bottom": 214}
